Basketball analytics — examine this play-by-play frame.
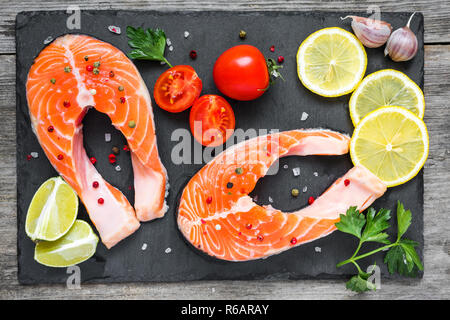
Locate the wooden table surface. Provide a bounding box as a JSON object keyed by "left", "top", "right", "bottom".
{"left": 1, "top": 1, "right": 449, "bottom": 300}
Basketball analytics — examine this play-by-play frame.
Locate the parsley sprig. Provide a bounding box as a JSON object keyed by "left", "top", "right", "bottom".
{"left": 335, "top": 201, "right": 423, "bottom": 293}
{"left": 126, "top": 26, "right": 173, "bottom": 67}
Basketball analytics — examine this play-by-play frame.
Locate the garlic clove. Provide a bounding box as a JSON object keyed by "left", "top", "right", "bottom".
{"left": 341, "top": 15, "right": 392, "bottom": 48}
{"left": 384, "top": 12, "right": 418, "bottom": 62}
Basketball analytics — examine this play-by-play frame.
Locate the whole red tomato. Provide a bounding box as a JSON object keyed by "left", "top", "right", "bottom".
{"left": 213, "top": 45, "right": 269, "bottom": 101}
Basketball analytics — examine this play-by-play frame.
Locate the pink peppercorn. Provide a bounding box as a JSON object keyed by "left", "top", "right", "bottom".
{"left": 270, "top": 45, "right": 275, "bottom": 52}
{"left": 277, "top": 55, "right": 284, "bottom": 63}
{"left": 92, "top": 181, "right": 99, "bottom": 188}
{"left": 98, "top": 198, "right": 104, "bottom": 204}
{"left": 344, "top": 179, "right": 350, "bottom": 186}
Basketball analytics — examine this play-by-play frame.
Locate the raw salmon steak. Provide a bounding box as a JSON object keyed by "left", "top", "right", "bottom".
{"left": 177, "top": 130, "right": 387, "bottom": 261}
{"left": 26, "top": 34, "right": 168, "bottom": 248}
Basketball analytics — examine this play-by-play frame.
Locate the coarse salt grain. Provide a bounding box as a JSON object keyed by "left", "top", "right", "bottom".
{"left": 30, "top": 152, "right": 39, "bottom": 158}
{"left": 115, "top": 165, "right": 121, "bottom": 172}
{"left": 303, "top": 186, "right": 308, "bottom": 193}
{"left": 169, "top": 45, "right": 174, "bottom": 52}
{"left": 166, "top": 38, "right": 172, "bottom": 46}
{"left": 43, "top": 36, "right": 53, "bottom": 44}
{"left": 315, "top": 246, "right": 322, "bottom": 253}
{"left": 141, "top": 243, "right": 147, "bottom": 250}
{"left": 90, "top": 89, "right": 96, "bottom": 95}
{"left": 184, "top": 31, "right": 190, "bottom": 38}
{"left": 160, "top": 61, "right": 166, "bottom": 65}
{"left": 215, "top": 224, "right": 221, "bottom": 230}
{"left": 283, "top": 164, "right": 288, "bottom": 169}
{"left": 108, "top": 25, "right": 121, "bottom": 34}
{"left": 301, "top": 112, "right": 309, "bottom": 121}
{"left": 313, "top": 172, "right": 318, "bottom": 177}
{"left": 268, "top": 196, "right": 274, "bottom": 203}
{"left": 292, "top": 167, "right": 300, "bottom": 176}
{"left": 105, "top": 133, "right": 111, "bottom": 142}
{"left": 165, "top": 247, "right": 172, "bottom": 254}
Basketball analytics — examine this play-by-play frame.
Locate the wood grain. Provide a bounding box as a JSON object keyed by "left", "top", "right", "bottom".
{"left": 0, "top": 0, "right": 450, "bottom": 54}
{"left": 0, "top": 2, "right": 449, "bottom": 300}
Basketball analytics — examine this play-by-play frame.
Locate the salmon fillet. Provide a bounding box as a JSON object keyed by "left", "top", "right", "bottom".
{"left": 177, "top": 130, "right": 387, "bottom": 261}
{"left": 26, "top": 34, "right": 168, "bottom": 248}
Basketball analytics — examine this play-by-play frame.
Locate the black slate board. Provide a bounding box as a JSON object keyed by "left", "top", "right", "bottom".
{"left": 16, "top": 10, "right": 424, "bottom": 284}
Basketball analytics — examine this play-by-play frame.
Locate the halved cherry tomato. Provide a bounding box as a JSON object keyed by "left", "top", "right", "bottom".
{"left": 154, "top": 65, "right": 202, "bottom": 113}
{"left": 213, "top": 45, "right": 269, "bottom": 101}
{"left": 189, "top": 95, "right": 235, "bottom": 147}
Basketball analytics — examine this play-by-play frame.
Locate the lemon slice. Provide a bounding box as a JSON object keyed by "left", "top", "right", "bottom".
{"left": 34, "top": 220, "right": 99, "bottom": 267}
{"left": 297, "top": 27, "right": 367, "bottom": 97}
{"left": 349, "top": 69, "right": 425, "bottom": 125}
{"left": 26, "top": 176, "right": 78, "bottom": 242}
{"left": 350, "top": 106, "right": 429, "bottom": 187}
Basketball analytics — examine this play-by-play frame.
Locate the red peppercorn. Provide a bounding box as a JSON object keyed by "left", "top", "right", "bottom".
{"left": 47, "top": 125, "right": 54, "bottom": 132}
{"left": 257, "top": 235, "right": 264, "bottom": 241}
{"left": 98, "top": 198, "right": 104, "bottom": 204}
{"left": 92, "top": 181, "right": 99, "bottom": 188}
{"left": 277, "top": 55, "right": 284, "bottom": 63}
{"left": 57, "top": 154, "right": 64, "bottom": 160}
{"left": 26, "top": 155, "right": 32, "bottom": 161}
{"left": 123, "top": 145, "right": 130, "bottom": 152}
{"left": 189, "top": 50, "right": 197, "bottom": 59}
{"left": 290, "top": 237, "right": 297, "bottom": 245}
{"left": 63, "top": 100, "right": 70, "bottom": 108}
{"left": 246, "top": 223, "right": 252, "bottom": 229}
{"left": 109, "top": 71, "right": 115, "bottom": 78}
{"left": 120, "top": 97, "right": 126, "bottom": 104}
{"left": 108, "top": 154, "right": 116, "bottom": 164}
{"left": 206, "top": 196, "right": 212, "bottom": 204}
{"left": 270, "top": 45, "right": 275, "bottom": 52}
{"left": 90, "top": 157, "right": 97, "bottom": 165}
{"left": 308, "top": 196, "right": 315, "bottom": 205}
{"left": 86, "top": 65, "right": 93, "bottom": 72}
{"left": 344, "top": 179, "right": 350, "bottom": 186}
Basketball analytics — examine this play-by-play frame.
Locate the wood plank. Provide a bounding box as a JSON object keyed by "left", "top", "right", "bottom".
{"left": 0, "top": 1, "right": 450, "bottom": 54}
{"left": 0, "top": 44, "right": 449, "bottom": 299}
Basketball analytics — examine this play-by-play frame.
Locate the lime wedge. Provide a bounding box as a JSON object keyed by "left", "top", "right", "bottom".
{"left": 26, "top": 176, "right": 78, "bottom": 241}
{"left": 34, "top": 220, "right": 99, "bottom": 267}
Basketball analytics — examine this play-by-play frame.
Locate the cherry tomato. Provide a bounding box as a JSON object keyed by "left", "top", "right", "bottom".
{"left": 189, "top": 95, "right": 235, "bottom": 147}
{"left": 213, "top": 45, "right": 269, "bottom": 101}
{"left": 154, "top": 65, "right": 202, "bottom": 113}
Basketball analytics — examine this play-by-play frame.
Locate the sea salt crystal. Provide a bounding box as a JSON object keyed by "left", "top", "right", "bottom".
{"left": 160, "top": 61, "right": 166, "bottom": 65}
{"left": 301, "top": 112, "right": 309, "bottom": 121}
{"left": 30, "top": 152, "right": 39, "bottom": 158}
{"left": 115, "top": 165, "right": 121, "bottom": 172}
{"left": 315, "top": 246, "right": 322, "bottom": 253}
{"left": 169, "top": 45, "right": 174, "bottom": 52}
{"left": 184, "top": 31, "right": 190, "bottom": 38}
{"left": 108, "top": 25, "right": 121, "bottom": 34}
{"left": 283, "top": 164, "right": 288, "bottom": 169}
{"left": 313, "top": 172, "right": 318, "bottom": 177}
{"left": 141, "top": 243, "right": 147, "bottom": 250}
{"left": 165, "top": 247, "right": 172, "bottom": 254}
{"left": 268, "top": 196, "right": 274, "bottom": 203}
{"left": 105, "top": 133, "right": 111, "bottom": 142}
{"left": 302, "top": 186, "right": 308, "bottom": 193}
{"left": 292, "top": 167, "right": 300, "bottom": 176}
{"left": 215, "top": 224, "right": 221, "bottom": 230}
{"left": 43, "top": 36, "right": 53, "bottom": 44}
{"left": 166, "top": 38, "right": 172, "bottom": 46}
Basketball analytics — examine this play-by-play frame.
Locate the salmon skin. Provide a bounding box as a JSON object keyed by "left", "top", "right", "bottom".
{"left": 177, "top": 130, "right": 387, "bottom": 261}
{"left": 26, "top": 34, "right": 169, "bottom": 248}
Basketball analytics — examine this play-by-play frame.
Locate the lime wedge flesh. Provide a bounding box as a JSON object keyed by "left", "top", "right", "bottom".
{"left": 34, "top": 220, "right": 99, "bottom": 267}
{"left": 26, "top": 176, "right": 78, "bottom": 241}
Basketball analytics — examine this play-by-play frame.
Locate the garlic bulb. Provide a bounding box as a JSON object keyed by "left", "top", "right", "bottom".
{"left": 384, "top": 13, "right": 418, "bottom": 62}
{"left": 341, "top": 15, "right": 392, "bottom": 48}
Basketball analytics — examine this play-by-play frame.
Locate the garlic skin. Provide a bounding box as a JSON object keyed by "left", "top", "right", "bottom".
{"left": 341, "top": 16, "right": 392, "bottom": 48}
{"left": 384, "top": 13, "right": 418, "bottom": 62}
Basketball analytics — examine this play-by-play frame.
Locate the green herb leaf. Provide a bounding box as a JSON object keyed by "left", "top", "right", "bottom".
{"left": 384, "top": 239, "right": 423, "bottom": 277}
{"left": 345, "top": 273, "right": 376, "bottom": 293}
{"left": 266, "top": 58, "right": 284, "bottom": 84}
{"left": 396, "top": 201, "right": 412, "bottom": 240}
{"left": 361, "top": 207, "right": 391, "bottom": 244}
{"left": 335, "top": 206, "right": 366, "bottom": 239}
{"left": 126, "top": 26, "right": 172, "bottom": 67}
